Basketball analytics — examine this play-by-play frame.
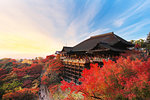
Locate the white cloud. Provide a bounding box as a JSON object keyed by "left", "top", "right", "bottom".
{"left": 113, "top": 19, "right": 124, "bottom": 27}
{"left": 116, "top": 19, "right": 150, "bottom": 37}
{"left": 113, "top": 0, "right": 150, "bottom": 27}
{"left": 64, "top": 0, "right": 105, "bottom": 44}
{"left": 90, "top": 28, "right": 110, "bottom": 36}
{"left": 78, "top": 28, "right": 110, "bottom": 42}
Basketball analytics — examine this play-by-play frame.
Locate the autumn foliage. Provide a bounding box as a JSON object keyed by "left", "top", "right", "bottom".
{"left": 0, "top": 68, "right": 8, "bottom": 81}
{"left": 0, "top": 56, "right": 50, "bottom": 99}
{"left": 41, "top": 58, "right": 63, "bottom": 86}
{"left": 2, "top": 88, "right": 39, "bottom": 100}
{"left": 61, "top": 56, "right": 150, "bottom": 100}
{"left": 12, "top": 64, "right": 43, "bottom": 79}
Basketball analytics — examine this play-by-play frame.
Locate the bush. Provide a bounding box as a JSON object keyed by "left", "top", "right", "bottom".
{"left": 41, "top": 59, "right": 63, "bottom": 86}
{"left": 2, "top": 88, "right": 39, "bottom": 100}
{"left": 61, "top": 57, "right": 150, "bottom": 100}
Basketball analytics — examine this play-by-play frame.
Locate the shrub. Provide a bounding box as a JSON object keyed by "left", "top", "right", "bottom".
{"left": 2, "top": 88, "right": 39, "bottom": 100}
{"left": 61, "top": 57, "right": 150, "bottom": 100}
{"left": 0, "top": 68, "right": 8, "bottom": 81}
{"left": 12, "top": 64, "right": 43, "bottom": 79}
{"left": 41, "top": 59, "right": 63, "bottom": 86}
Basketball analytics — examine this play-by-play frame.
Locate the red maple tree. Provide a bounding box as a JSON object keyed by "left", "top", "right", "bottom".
{"left": 61, "top": 57, "right": 150, "bottom": 100}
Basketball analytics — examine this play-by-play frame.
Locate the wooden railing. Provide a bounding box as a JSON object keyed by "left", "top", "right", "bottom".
{"left": 62, "top": 60, "right": 87, "bottom": 84}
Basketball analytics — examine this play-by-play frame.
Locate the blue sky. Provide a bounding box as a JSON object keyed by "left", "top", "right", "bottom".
{"left": 0, "top": 0, "right": 150, "bottom": 58}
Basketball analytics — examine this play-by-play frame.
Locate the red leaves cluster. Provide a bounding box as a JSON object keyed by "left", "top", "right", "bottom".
{"left": 41, "top": 59, "right": 63, "bottom": 85}
{"left": 2, "top": 88, "right": 39, "bottom": 100}
{"left": 13, "top": 64, "right": 43, "bottom": 79}
{"left": 120, "top": 50, "right": 141, "bottom": 58}
{"left": 41, "top": 55, "right": 56, "bottom": 63}
{"left": 61, "top": 57, "right": 150, "bottom": 100}
{"left": 0, "top": 68, "right": 8, "bottom": 81}
{"left": 28, "top": 64, "right": 43, "bottom": 74}
{"left": 135, "top": 43, "right": 141, "bottom": 48}
{"left": 23, "top": 80, "right": 32, "bottom": 88}
{"left": 48, "top": 85, "right": 59, "bottom": 95}
{"left": 48, "top": 59, "right": 63, "bottom": 72}
{"left": 41, "top": 75, "right": 48, "bottom": 85}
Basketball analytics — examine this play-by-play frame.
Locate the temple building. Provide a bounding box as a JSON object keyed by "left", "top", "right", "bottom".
{"left": 60, "top": 32, "right": 133, "bottom": 83}
{"left": 146, "top": 32, "right": 150, "bottom": 43}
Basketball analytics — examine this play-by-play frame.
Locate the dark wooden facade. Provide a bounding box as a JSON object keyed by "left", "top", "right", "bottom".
{"left": 62, "top": 61, "right": 89, "bottom": 84}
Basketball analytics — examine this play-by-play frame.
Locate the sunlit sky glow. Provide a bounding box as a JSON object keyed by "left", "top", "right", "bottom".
{"left": 0, "top": 0, "right": 150, "bottom": 59}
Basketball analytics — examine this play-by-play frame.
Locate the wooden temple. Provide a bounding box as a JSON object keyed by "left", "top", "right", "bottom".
{"left": 146, "top": 32, "right": 150, "bottom": 43}
{"left": 60, "top": 32, "right": 133, "bottom": 83}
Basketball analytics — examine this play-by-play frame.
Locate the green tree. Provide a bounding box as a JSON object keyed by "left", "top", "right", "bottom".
{"left": 134, "top": 39, "right": 146, "bottom": 48}
{"left": 130, "top": 40, "right": 135, "bottom": 44}
{"left": 2, "top": 80, "right": 22, "bottom": 93}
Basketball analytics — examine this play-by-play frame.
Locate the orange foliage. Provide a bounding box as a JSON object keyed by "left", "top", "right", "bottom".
{"left": 41, "top": 59, "right": 63, "bottom": 85}
{"left": 61, "top": 56, "right": 150, "bottom": 100}
{"left": 12, "top": 64, "right": 43, "bottom": 79}
{"left": 2, "top": 88, "right": 39, "bottom": 100}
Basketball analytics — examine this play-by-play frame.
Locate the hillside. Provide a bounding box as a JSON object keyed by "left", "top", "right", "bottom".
{"left": 0, "top": 55, "right": 63, "bottom": 100}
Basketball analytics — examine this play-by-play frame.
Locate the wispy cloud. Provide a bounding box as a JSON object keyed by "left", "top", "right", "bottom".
{"left": 64, "top": 0, "right": 105, "bottom": 45}
{"left": 113, "top": 0, "right": 150, "bottom": 27}
{"left": 79, "top": 28, "right": 110, "bottom": 39}
{"left": 116, "top": 19, "right": 150, "bottom": 40}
